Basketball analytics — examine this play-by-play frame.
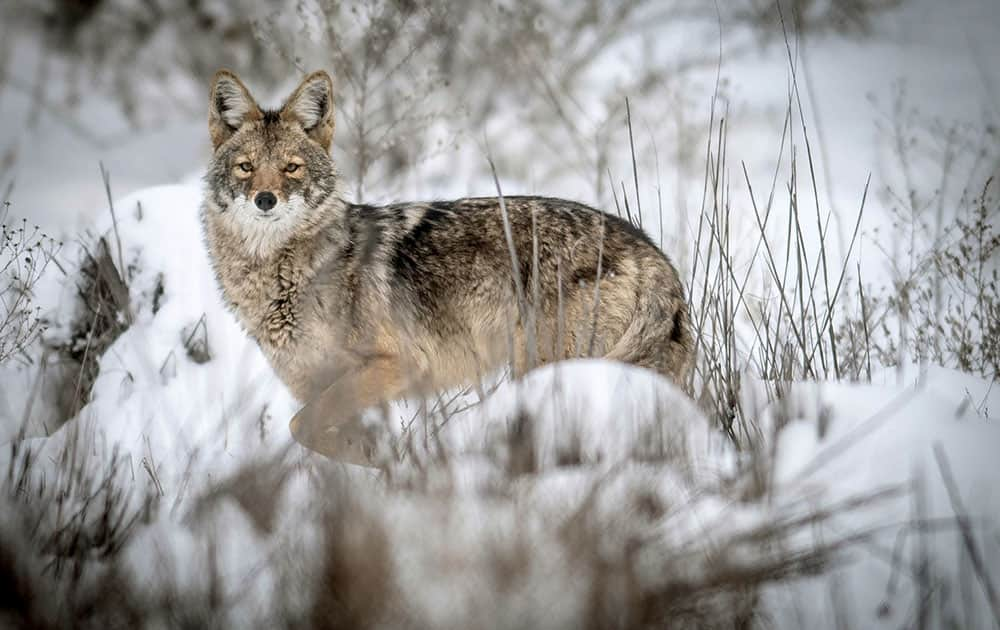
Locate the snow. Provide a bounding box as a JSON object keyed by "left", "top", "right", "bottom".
{"left": 2, "top": 180, "right": 997, "bottom": 627}
{"left": 762, "top": 369, "right": 1000, "bottom": 627}
{"left": 1, "top": 0, "right": 998, "bottom": 625}
{"left": 3, "top": 183, "right": 298, "bottom": 481}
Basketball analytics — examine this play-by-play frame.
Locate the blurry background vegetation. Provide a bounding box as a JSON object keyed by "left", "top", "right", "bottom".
{"left": 2, "top": 0, "right": 903, "bottom": 202}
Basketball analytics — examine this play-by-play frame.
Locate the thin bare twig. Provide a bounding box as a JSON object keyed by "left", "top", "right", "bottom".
{"left": 99, "top": 162, "right": 127, "bottom": 283}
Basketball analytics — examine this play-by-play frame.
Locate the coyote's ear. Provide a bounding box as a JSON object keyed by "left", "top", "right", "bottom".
{"left": 209, "top": 70, "right": 261, "bottom": 150}
{"left": 281, "top": 71, "right": 335, "bottom": 151}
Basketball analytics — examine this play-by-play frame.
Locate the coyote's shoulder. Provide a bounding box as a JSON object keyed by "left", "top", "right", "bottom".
{"left": 202, "top": 70, "right": 694, "bottom": 462}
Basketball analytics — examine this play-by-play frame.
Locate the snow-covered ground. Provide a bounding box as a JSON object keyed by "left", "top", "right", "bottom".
{"left": 1, "top": 0, "right": 998, "bottom": 626}
{"left": 2, "top": 182, "right": 997, "bottom": 627}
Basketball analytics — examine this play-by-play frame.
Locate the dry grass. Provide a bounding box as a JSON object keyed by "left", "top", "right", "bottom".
{"left": 0, "top": 202, "right": 60, "bottom": 367}
{"left": 1, "top": 405, "right": 897, "bottom": 630}
{"left": 53, "top": 236, "right": 131, "bottom": 419}
{"left": 1, "top": 3, "right": 997, "bottom": 628}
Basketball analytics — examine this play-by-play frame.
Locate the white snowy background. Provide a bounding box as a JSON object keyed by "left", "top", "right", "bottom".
{"left": 1, "top": 0, "right": 998, "bottom": 628}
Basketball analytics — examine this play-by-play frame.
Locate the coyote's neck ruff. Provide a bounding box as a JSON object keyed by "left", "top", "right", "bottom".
{"left": 202, "top": 70, "right": 694, "bottom": 464}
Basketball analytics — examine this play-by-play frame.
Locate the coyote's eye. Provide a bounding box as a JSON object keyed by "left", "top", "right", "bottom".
{"left": 238, "top": 162, "right": 253, "bottom": 172}
{"left": 285, "top": 163, "right": 300, "bottom": 173}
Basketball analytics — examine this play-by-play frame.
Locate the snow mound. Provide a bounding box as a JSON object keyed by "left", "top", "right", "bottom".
{"left": 3, "top": 183, "right": 298, "bottom": 494}
{"left": 764, "top": 370, "right": 1000, "bottom": 628}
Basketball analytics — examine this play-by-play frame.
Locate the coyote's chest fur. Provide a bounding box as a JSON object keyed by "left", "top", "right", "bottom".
{"left": 232, "top": 254, "right": 305, "bottom": 348}
{"left": 202, "top": 216, "right": 340, "bottom": 399}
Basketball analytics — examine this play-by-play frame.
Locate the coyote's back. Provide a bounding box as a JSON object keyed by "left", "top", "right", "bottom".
{"left": 371, "top": 195, "right": 693, "bottom": 384}
{"left": 201, "top": 69, "right": 694, "bottom": 462}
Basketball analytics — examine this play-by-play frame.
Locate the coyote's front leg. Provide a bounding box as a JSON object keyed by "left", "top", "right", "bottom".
{"left": 289, "top": 356, "right": 404, "bottom": 466}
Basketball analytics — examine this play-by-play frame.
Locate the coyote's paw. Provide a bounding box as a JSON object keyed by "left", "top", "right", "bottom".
{"left": 289, "top": 411, "right": 375, "bottom": 467}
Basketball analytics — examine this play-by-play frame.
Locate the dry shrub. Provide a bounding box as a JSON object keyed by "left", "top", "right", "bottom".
{"left": 835, "top": 83, "right": 1000, "bottom": 379}
{"left": 0, "top": 203, "right": 59, "bottom": 366}
{"left": 53, "top": 236, "right": 131, "bottom": 418}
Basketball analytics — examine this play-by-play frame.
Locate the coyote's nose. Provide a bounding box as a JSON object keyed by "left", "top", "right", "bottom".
{"left": 255, "top": 191, "right": 277, "bottom": 212}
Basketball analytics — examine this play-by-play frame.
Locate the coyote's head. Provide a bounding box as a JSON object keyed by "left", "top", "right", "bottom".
{"left": 204, "top": 70, "right": 339, "bottom": 257}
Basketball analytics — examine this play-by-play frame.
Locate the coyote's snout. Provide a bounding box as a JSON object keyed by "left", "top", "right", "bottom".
{"left": 202, "top": 70, "right": 695, "bottom": 465}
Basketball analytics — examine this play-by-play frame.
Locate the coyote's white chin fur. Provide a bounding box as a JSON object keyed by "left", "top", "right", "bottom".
{"left": 225, "top": 194, "right": 309, "bottom": 259}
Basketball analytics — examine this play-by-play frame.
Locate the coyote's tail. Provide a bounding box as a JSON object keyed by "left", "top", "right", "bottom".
{"left": 603, "top": 257, "right": 694, "bottom": 384}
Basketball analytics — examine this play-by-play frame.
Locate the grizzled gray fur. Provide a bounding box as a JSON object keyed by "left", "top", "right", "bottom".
{"left": 202, "top": 70, "right": 694, "bottom": 464}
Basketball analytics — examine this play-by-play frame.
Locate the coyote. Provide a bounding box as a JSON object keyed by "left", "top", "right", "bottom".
{"left": 202, "top": 70, "right": 694, "bottom": 465}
